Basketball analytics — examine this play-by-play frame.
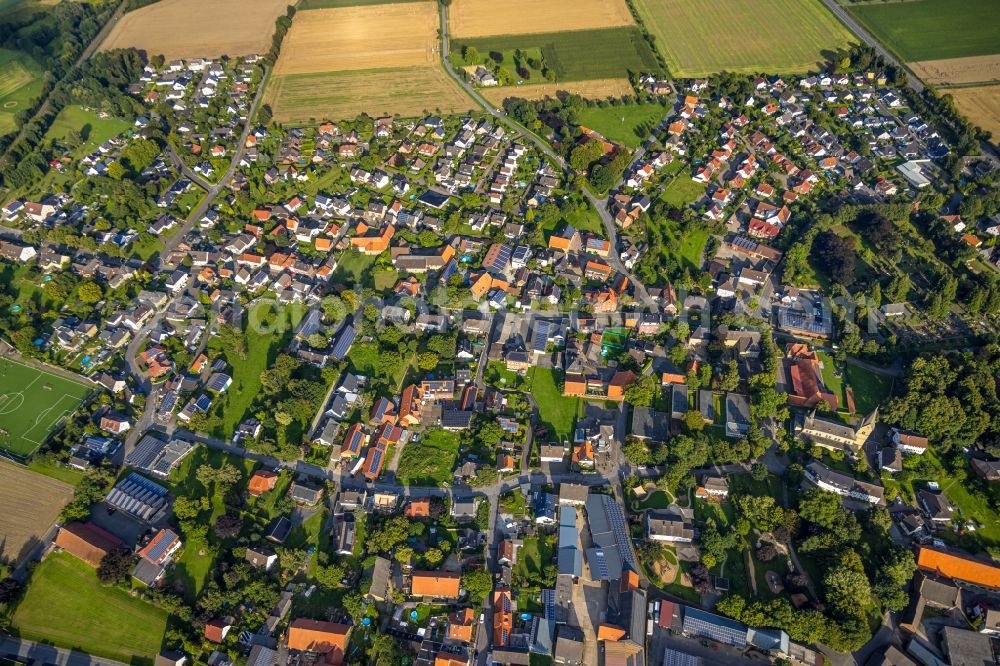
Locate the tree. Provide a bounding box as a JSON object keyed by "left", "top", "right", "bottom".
{"left": 77, "top": 282, "right": 102, "bottom": 304}
{"left": 570, "top": 141, "right": 604, "bottom": 171}
{"left": 683, "top": 410, "right": 705, "bottom": 432}
{"left": 418, "top": 351, "right": 439, "bottom": 370}
{"left": 367, "top": 516, "right": 409, "bottom": 554}
{"left": 424, "top": 548, "right": 443, "bottom": 566}
{"left": 0, "top": 578, "right": 19, "bottom": 604}
{"left": 97, "top": 547, "right": 134, "bottom": 584}
{"left": 813, "top": 230, "right": 857, "bottom": 287}
{"left": 463, "top": 45, "right": 480, "bottom": 65}
{"left": 213, "top": 514, "right": 242, "bottom": 539}
{"left": 751, "top": 462, "right": 768, "bottom": 481}
{"left": 823, "top": 564, "right": 871, "bottom": 615}
{"left": 718, "top": 360, "right": 740, "bottom": 391}
{"left": 462, "top": 567, "right": 492, "bottom": 602}
{"left": 307, "top": 332, "right": 327, "bottom": 349}
{"left": 623, "top": 438, "right": 653, "bottom": 466}
{"left": 623, "top": 375, "right": 658, "bottom": 407}
{"left": 798, "top": 488, "right": 843, "bottom": 530}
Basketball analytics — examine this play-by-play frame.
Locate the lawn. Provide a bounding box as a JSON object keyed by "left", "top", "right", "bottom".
{"left": 208, "top": 303, "right": 295, "bottom": 438}
{"left": 396, "top": 428, "right": 460, "bottom": 486}
{"left": 644, "top": 216, "right": 708, "bottom": 274}
{"left": 513, "top": 535, "right": 553, "bottom": 588}
{"left": 659, "top": 175, "right": 706, "bottom": 208}
{"left": 527, "top": 367, "right": 581, "bottom": 440}
{"left": 451, "top": 27, "right": 660, "bottom": 83}
{"left": 563, "top": 198, "right": 606, "bottom": 237}
{"left": 166, "top": 447, "right": 257, "bottom": 600}
{"left": 847, "top": 0, "right": 999, "bottom": 62}
{"left": 844, "top": 364, "right": 893, "bottom": 415}
{"left": 816, "top": 350, "right": 843, "bottom": 401}
{"left": 332, "top": 249, "right": 380, "bottom": 287}
{"left": 576, "top": 103, "right": 667, "bottom": 148}
{"left": 44, "top": 105, "right": 131, "bottom": 155}
{"left": 632, "top": 0, "right": 856, "bottom": 77}
{"left": 0, "top": 357, "right": 93, "bottom": 458}
{"left": 13, "top": 552, "right": 168, "bottom": 664}
{"left": 0, "top": 48, "right": 44, "bottom": 137}
{"left": 634, "top": 490, "right": 672, "bottom": 510}
{"left": 131, "top": 234, "right": 164, "bottom": 262}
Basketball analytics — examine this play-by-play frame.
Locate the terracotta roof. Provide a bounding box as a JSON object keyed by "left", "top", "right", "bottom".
{"left": 917, "top": 547, "right": 1000, "bottom": 589}
{"left": 447, "top": 608, "right": 476, "bottom": 642}
{"left": 248, "top": 470, "right": 278, "bottom": 496}
{"left": 54, "top": 522, "right": 123, "bottom": 567}
{"left": 205, "top": 618, "right": 230, "bottom": 643}
{"left": 411, "top": 571, "right": 462, "bottom": 598}
{"left": 287, "top": 619, "right": 351, "bottom": 664}
{"left": 434, "top": 654, "right": 467, "bottom": 666}
{"left": 597, "top": 624, "right": 627, "bottom": 641}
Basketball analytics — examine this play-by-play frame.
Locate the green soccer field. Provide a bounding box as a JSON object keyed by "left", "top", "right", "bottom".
{"left": 0, "top": 357, "right": 92, "bottom": 457}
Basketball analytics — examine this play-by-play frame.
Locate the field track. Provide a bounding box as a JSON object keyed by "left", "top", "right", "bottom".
{"left": 274, "top": 3, "right": 439, "bottom": 75}
{"left": 100, "top": 0, "right": 289, "bottom": 59}
{"left": 449, "top": 0, "right": 634, "bottom": 39}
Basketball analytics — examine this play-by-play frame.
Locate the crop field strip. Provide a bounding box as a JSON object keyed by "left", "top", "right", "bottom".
{"left": 452, "top": 27, "right": 660, "bottom": 83}
{"left": 298, "top": 0, "right": 428, "bottom": 8}
{"left": 948, "top": 85, "right": 1000, "bottom": 138}
{"left": 100, "top": 0, "right": 290, "bottom": 59}
{"left": 480, "top": 78, "right": 636, "bottom": 105}
{"left": 274, "top": 3, "right": 440, "bottom": 75}
{"left": 846, "top": 0, "right": 999, "bottom": 63}
{"left": 0, "top": 461, "right": 74, "bottom": 563}
{"left": 632, "top": 0, "right": 856, "bottom": 77}
{"left": 910, "top": 55, "right": 1000, "bottom": 86}
{"left": 449, "top": 0, "right": 635, "bottom": 39}
{"left": 0, "top": 356, "right": 92, "bottom": 457}
{"left": 265, "top": 66, "right": 475, "bottom": 123}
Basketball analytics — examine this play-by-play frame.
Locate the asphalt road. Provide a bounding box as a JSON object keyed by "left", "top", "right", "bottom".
{"left": 0, "top": 637, "right": 130, "bottom": 666}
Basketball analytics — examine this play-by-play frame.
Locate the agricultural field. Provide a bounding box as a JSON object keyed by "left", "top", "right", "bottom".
{"left": 910, "top": 55, "right": 1000, "bottom": 86}
{"left": 100, "top": 0, "right": 289, "bottom": 59}
{"left": 449, "top": 0, "right": 634, "bottom": 39}
{"left": 0, "top": 48, "right": 45, "bottom": 137}
{"left": 0, "top": 357, "right": 92, "bottom": 457}
{"left": 299, "top": 0, "right": 427, "bottom": 7}
{"left": 577, "top": 102, "right": 667, "bottom": 148}
{"left": 266, "top": 1, "right": 473, "bottom": 121}
{"left": 632, "top": 0, "right": 856, "bottom": 76}
{"left": 273, "top": 3, "right": 439, "bottom": 75}
{"left": 846, "top": 0, "right": 999, "bottom": 63}
{"left": 265, "top": 67, "right": 473, "bottom": 123}
{"left": 948, "top": 85, "right": 1000, "bottom": 138}
{"left": 396, "top": 428, "right": 460, "bottom": 486}
{"left": 13, "top": 552, "right": 169, "bottom": 663}
{"left": 479, "top": 78, "right": 634, "bottom": 106}
{"left": 452, "top": 27, "right": 659, "bottom": 83}
{"left": 0, "top": 461, "right": 73, "bottom": 562}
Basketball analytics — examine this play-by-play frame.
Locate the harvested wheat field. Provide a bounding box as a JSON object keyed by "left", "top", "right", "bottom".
{"left": 450, "top": 0, "right": 634, "bottom": 39}
{"left": 0, "top": 461, "right": 73, "bottom": 563}
{"left": 911, "top": 55, "right": 1000, "bottom": 86}
{"left": 949, "top": 85, "right": 1000, "bottom": 138}
{"left": 100, "top": 0, "right": 288, "bottom": 59}
{"left": 481, "top": 78, "right": 635, "bottom": 105}
{"left": 266, "top": 66, "right": 474, "bottom": 122}
{"left": 274, "top": 3, "right": 438, "bottom": 75}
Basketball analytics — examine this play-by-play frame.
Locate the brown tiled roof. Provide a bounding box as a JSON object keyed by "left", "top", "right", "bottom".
{"left": 411, "top": 571, "right": 462, "bottom": 598}
{"left": 54, "top": 522, "right": 123, "bottom": 567}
